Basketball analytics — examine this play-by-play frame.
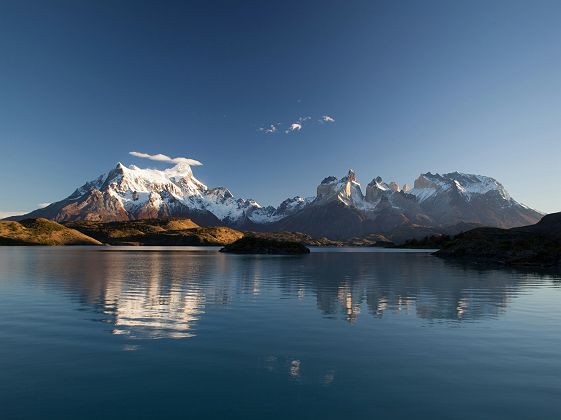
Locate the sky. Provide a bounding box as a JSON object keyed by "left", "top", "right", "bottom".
{"left": 1, "top": 0, "right": 560, "bottom": 217}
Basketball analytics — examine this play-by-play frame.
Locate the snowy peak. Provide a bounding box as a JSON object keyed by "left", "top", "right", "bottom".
{"left": 22, "top": 161, "right": 266, "bottom": 224}
{"left": 277, "top": 196, "right": 313, "bottom": 214}
{"left": 410, "top": 172, "right": 511, "bottom": 202}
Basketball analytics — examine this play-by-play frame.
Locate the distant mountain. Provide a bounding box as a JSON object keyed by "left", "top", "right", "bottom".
{"left": 262, "top": 169, "right": 542, "bottom": 238}
{"left": 8, "top": 162, "right": 270, "bottom": 226}
{"left": 6, "top": 162, "right": 542, "bottom": 239}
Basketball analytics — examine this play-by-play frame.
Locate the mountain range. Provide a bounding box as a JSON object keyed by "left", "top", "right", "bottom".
{"left": 6, "top": 161, "right": 542, "bottom": 240}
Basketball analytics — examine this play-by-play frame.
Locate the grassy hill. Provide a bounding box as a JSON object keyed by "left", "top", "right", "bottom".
{"left": 65, "top": 219, "right": 243, "bottom": 246}
{"left": 0, "top": 219, "right": 102, "bottom": 245}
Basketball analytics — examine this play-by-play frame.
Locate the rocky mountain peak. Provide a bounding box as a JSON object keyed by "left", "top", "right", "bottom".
{"left": 320, "top": 176, "right": 337, "bottom": 185}
{"left": 388, "top": 181, "right": 400, "bottom": 192}
{"left": 413, "top": 173, "right": 439, "bottom": 190}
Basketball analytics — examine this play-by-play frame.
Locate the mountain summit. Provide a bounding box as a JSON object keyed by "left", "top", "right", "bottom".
{"left": 12, "top": 161, "right": 270, "bottom": 226}
{"left": 8, "top": 163, "right": 542, "bottom": 239}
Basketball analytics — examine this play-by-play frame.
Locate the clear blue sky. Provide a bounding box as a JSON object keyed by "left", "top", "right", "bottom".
{"left": 1, "top": 0, "right": 560, "bottom": 215}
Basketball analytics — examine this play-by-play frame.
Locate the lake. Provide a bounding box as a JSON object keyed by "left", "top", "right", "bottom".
{"left": 1, "top": 247, "right": 560, "bottom": 419}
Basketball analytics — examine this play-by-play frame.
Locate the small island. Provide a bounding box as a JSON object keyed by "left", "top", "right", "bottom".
{"left": 219, "top": 236, "right": 310, "bottom": 255}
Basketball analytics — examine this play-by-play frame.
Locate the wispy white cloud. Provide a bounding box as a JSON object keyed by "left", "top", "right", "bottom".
{"left": 285, "top": 116, "right": 311, "bottom": 133}
{"left": 259, "top": 123, "right": 280, "bottom": 134}
{"left": 285, "top": 123, "right": 302, "bottom": 133}
{"left": 129, "top": 151, "right": 202, "bottom": 166}
{"left": 38, "top": 203, "right": 51, "bottom": 208}
{"left": 259, "top": 115, "right": 331, "bottom": 135}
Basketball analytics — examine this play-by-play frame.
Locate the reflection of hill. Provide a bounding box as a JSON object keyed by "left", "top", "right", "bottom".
{"left": 8, "top": 248, "right": 559, "bottom": 340}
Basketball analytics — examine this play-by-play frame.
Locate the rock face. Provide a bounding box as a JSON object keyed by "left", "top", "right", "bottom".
{"left": 435, "top": 212, "right": 561, "bottom": 266}
{"left": 219, "top": 236, "right": 310, "bottom": 254}
{"left": 7, "top": 163, "right": 542, "bottom": 240}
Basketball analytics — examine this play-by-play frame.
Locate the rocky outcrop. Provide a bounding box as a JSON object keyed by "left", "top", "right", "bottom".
{"left": 388, "top": 181, "right": 400, "bottom": 192}
{"left": 219, "top": 236, "right": 310, "bottom": 254}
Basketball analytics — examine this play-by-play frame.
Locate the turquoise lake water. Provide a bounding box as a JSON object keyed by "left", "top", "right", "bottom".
{"left": 1, "top": 247, "right": 560, "bottom": 419}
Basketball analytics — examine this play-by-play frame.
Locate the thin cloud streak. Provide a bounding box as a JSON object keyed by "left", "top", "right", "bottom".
{"left": 259, "top": 124, "right": 279, "bottom": 134}
{"left": 259, "top": 115, "right": 333, "bottom": 135}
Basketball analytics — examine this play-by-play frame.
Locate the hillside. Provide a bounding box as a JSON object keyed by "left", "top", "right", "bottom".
{"left": 0, "top": 219, "right": 102, "bottom": 246}
{"left": 65, "top": 219, "right": 243, "bottom": 246}
{"left": 435, "top": 212, "right": 561, "bottom": 267}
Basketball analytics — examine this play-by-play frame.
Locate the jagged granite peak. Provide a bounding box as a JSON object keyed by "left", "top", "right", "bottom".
{"left": 388, "top": 181, "right": 400, "bottom": 192}
{"left": 365, "top": 176, "right": 391, "bottom": 203}
{"left": 315, "top": 169, "right": 365, "bottom": 208}
{"left": 270, "top": 169, "right": 542, "bottom": 238}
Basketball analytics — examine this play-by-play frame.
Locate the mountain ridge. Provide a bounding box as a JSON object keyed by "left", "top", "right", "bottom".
{"left": 5, "top": 162, "right": 543, "bottom": 239}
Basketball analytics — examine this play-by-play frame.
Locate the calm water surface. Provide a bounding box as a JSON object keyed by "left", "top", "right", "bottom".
{"left": 1, "top": 247, "right": 560, "bottom": 419}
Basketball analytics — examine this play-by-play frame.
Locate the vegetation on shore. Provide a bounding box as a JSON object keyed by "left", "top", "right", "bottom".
{"left": 65, "top": 219, "right": 243, "bottom": 246}
{"left": 0, "top": 218, "right": 101, "bottom": 245}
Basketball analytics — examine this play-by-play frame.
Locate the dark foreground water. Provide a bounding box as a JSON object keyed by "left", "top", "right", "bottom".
{"left": 1, "top": 247, "right": 560, "bottom": 420}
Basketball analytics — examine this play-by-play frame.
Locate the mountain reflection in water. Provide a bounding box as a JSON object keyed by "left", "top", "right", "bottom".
{"left": 4, "top": 247, "right": 559, "bottom": 340}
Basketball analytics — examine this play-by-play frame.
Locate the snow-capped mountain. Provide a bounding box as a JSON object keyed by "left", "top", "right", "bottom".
{"left": 8, "top": 163, "right": 542, "bottom": 239}
{"left": 268, "top": 169, "right": 541, "bottom": 238}
{"left": 9, "top": 162, "right": 251, "bottom": 225}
